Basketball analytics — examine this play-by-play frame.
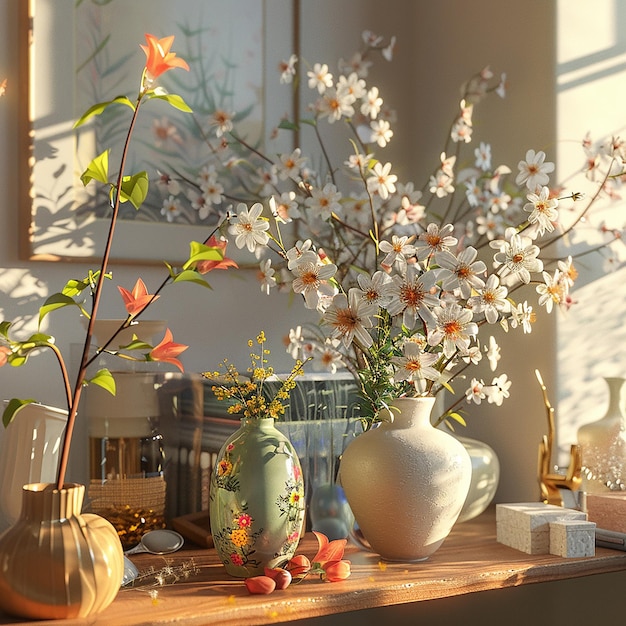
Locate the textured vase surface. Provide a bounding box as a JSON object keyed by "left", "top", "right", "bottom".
{"left": 0, "top": 483, "right": 124, "bottom": 620}
{"left": 209, "top": 417, "right": 306, "bottom": 577}
{"left": 339, "top": 397, "right": 472, "bottom": 561}
{"left": 578, "top": 377, "right": 626, "bottom": 493}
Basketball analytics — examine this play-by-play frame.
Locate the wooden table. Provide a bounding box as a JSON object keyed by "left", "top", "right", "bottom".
{"left": 2, "top": 507, "right": 626, "bottom": 626}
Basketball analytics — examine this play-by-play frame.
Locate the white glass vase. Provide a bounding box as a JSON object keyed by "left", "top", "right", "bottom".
{"left": 577, "top": 377, "right": 626, "bottom": 493}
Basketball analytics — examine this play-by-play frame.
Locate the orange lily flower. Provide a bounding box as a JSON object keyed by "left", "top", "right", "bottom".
{"left": 149, "top": 329, "right": 188, "bottom": 372}
{"left": 197, "top": 236, "right": 239, "bottom": 274}
{"left": 321, "top": 559, "right": 351, "bottom": 582}
{"left": 311, "top": 531, "right": 351, "bottom": 581}
{"left": 285, "top": 553, "right": 311, "bottom": 579}
{"left": 117, "top": 278, "right": 159, "bottom": 317}
{"left": 140, "top": 34, "right": 189, "bottom": 82}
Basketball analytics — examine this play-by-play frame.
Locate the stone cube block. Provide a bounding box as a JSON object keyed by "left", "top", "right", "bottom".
{"left": 496, "top": 502, "right": 587, "bottom": 554}
{"left": 549, "top": 519, "right": 596, "bottom": 558}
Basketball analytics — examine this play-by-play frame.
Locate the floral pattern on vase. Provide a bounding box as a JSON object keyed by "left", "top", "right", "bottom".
{"left": 210, "top": 417, "right": 305, "bottom": 577}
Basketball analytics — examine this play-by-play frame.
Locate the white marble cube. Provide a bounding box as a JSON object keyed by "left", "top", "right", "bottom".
{"left": 549, "top": 519, "right": 596, "bottom": 558}
{"left": 496, "top": 502, "right": 587, "bottom": 554}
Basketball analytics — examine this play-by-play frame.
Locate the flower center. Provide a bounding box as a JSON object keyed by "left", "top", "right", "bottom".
{"left": 444, "top": 320, "right": 462, "bottom": 338}
{"left": 335, "top": 308, "right": 358, "bottom": 331}
{"left": 400, "top": 284, "right": 424, "bottom": 307}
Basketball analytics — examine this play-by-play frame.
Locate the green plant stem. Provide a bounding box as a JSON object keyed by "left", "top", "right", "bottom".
{"left": 55, "top": 96, "right": 144, "bottom": 490}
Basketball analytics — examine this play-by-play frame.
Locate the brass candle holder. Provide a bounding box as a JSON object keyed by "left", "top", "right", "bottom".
{"left": 535, "top": 370, "right": 582, "bottom": 507}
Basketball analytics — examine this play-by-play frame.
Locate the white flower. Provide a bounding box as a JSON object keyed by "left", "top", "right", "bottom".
{"left": 484, "top": 336, "right": 501, "bottom": 371}
{"left": 429, "top": 169, "right": 455, "bottom": 198}
{"left": 485, "top": 374, "right": 512, "bottom": 406}
{"left": 161, "top": 196, "right": 182, "bottom": 222}
{"left": 354, "top": 271, "right": 393, "bottom": 307}
{"left": 279, "top": 54, "right": 298, "bottom": 84}
{"left": 435, "top": 246, "right": 486, "bottom": 298}
{"left": 270, "top": 191, "right": 300, "bottom": 223}
{"left": 467, "top": 274, "right": 509, "bottom": 324}
{"left": 318, "top": 87, "right": 356, "bottom": 123}
{"left": 291, "top": 261, "right": 337, "bottom": 310}
{"left": 361, "top": 86, "right": 383, "bottom": 119}
{"left": 156, "top": 171, "right": 181, "bottom": 196}
{"left": 307, "top": 63, "right": 333, "bottom": 94}
{"left": 286, "top": 326, "right": 304, "bottom": 360}
{"left": 311, "top": 340, "right": 345, "bottom": 374}
{"left": 523, "top": 186, "right": 559, "bottom": 236}
{"left": 428, "top": 303, "right": 478, "bottom": 358}
{"left": 379, "top": 235, "right": 416, "bottom": 271}
{"left": 474, "top": 142, "right": 492, "bottom": 171}
{"left": 209, "top": 109, "right": 234, "bottom": 138}
{"left": 323, "top": 288, "right": 378, "bottom": 349}
{"left": 536, "top": 269, "right": 563, "bottom": 314}
{"left": 336, "top": 72, "right": 366, "bottom": 100}
{"left": 391, "top": 342, "right": 440, "bottom": 389}
{"left": 228, "top": 202, "right": 270, "bottom": 253}
{"left": 286, "top": 239, "right": 317, "bottom": 270}
{"left": 509, "top": 301, "right": 535, "bottom": 334}
{"left": 305, "top": 183, "right": 342, "bottom": 220}
{"left": 516, "top": 149, "right": 555, "bottom": 190}
{"left": 369, "top": 119, "right": 393, "bottom": 147}
{"left": 277, "top": 148, "right": 307, "bottom": 181}
{"left": 258, "top": 259, "right": 276, "bottom": 295}
{"left": 415, "top": 223, "right": 458, "bottom": 261}
{"left": 466, "top": 378, "right": 486, "bottom": 404}
{"left": 366, "top": 162, "right": 397, "bottom": 199}
{"left": 492, "top": 232, "right": 543, "bottom": 284}
{"left": 385, "top": 266, "right": 439, "bottom": 330}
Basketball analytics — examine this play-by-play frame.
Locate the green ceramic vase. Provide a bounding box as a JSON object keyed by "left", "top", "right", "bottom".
{"left": 209, "top": 417, "right": 306, "bottom": 577}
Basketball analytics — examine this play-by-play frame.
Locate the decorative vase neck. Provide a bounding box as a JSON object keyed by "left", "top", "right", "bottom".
{"left": 600, "top": 377, "right": 625, "bottom": 421}
{"left": 241, "top": 417, "right": 276, "bottom": 430}
{"left": 21, "top": 483, "right": 83, "bottom": 522}
{"left": 382, "top": 397, "right": 436, "bottom": 429}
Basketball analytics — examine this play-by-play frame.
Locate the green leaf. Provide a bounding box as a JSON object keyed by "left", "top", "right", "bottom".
{"left": 278, "top": 119, "right": 299, "bottom": 131}
{"left": 0, "top": 321, "right": 11, "bottom": 339}
{"left": 120, "top": 171, "right": 149, "bottom": 209}
{"left": 74, "top": 96, "right": 135, "bottom": 128}
{"left": 150, "top": 93, "right": 193, "bottom": 113}
{"left": 61, "top": 278, "right": 90, "bottom": 298}
{"left": 39, "top": 293, "right": 79, "bottom": 326}
{"left": 120, "top": 337, "right": 153, "bottom": 351}
{"left": 2, "top": 398, "right": 36, "bottom": 428}
{"left": 182, "top": 241, "right": 224, "bottom": 270}
{"left": 80, "top": 150, "right": 110, "bottom": 186}
{"left": 87, "top": 369, "right": 116, "bottom": 395}
{"left": 448, "top": 412, "right": 467, "bottom": 427}
{"left": 172, "top": 270, "right": 212, "bottom": 287}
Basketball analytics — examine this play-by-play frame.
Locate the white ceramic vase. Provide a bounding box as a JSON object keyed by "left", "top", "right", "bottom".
{"left": 0, "top": 402, "right": 68, "bottom": 530}
{"left": 338, "top": 397, "right": 472, "bottom": 561}
{"left": 456, "top": 435, "right": 500, "bottom": 523}
{"left": 577, "top": 377, "right": 626, "bottom": 493}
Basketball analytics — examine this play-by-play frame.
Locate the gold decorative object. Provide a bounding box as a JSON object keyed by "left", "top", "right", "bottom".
{"left": 0, "top": 483, "right": 123, "bottom": 620}
{"left": 536, "top": 370, "right": 582, "bottom": 506}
